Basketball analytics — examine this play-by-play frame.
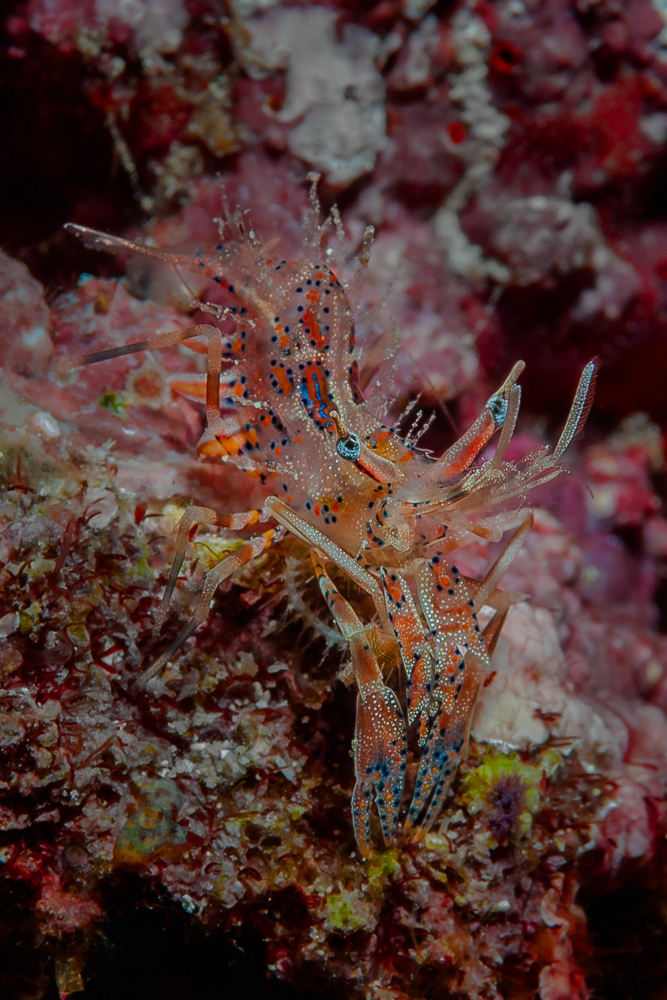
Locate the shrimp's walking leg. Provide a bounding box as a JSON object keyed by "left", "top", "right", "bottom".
{"left": 466, "top": 516, "right": 532, "bottom": 658}
{"left": 471, "top": 513, "right": 532, "bottom": 611}
{"left": 55, "top": 323, "right": 234, "bottom": 441}
{"left": 265, "top": 496, "right": 388, "bottom": 627}
{"left": 55, "top": 323, "right": 220, "bottom": 375}
{"left": 156, "top": 505, "right": 272, "bottom": 629}
{"left": 311, "top": 554, "right": 407, "bottom": 858}
{"left": 478, "top": 588, "right": 523, "bottom": 657}
{"left": 144, "top": 526, "right": 283, "bottom": 684}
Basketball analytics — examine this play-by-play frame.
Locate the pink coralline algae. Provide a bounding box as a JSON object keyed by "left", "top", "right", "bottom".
{"left": 2, "top": 0, "right": 667, "bottom": 998}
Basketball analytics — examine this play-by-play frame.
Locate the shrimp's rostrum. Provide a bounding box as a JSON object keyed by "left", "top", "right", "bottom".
{"left": 61, "top": 209, "right": 597, "bottom": 858}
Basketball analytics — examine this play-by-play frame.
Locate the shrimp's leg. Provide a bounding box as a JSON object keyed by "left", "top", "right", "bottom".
{"left": 470, "top": 513, "right": 532, "bottom": 611}
{"left": 156, "top": 505, "right": 272, "bottom": 629}
{"left": 380, "top": 568, "right": 433, "bottom": 742}
{"left": 478, "top": 588, "right": 523, "bottom": 657}
{"left": 64, "top": 223, "right": 244, "bottom": 275}
{"left": 144, "top": 526, "right": 283, "bottom": 684}
{"left": 265, "top": 496, "right": 388, "bottom": 627}
{"left": 55, "top": 323, "right": 221, "bottom": 374}
{"left": 464, "top": 516, "right": 532, "bottom": 658}
{"left": 424, "top": 526, "right": 477, "bottom": 554}
{"left": 311, "top": 554, "right": 407, "bottom": 858}
{"left": 407, "top": 556, "right": 486, "bottom": 823}
{"left": 417, "top": 513, "right": 533, "bottom": 672}
{"left": 55, "top": 323, "right": 234, "bottom": 441}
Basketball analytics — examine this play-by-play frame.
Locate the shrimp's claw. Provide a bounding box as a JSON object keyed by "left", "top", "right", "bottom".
{"left": 417, "top": 554, "right": 490, "bottom": 685}
{"left": 311, "top": 553, "right": 407, "bottom": 857}
{"left": 437, "top": 360, "right": 526, "bottom": 478}
{"left": 380, "top": 567, "right": 433, "bottom": 733}
{"left": 352, "top": 679, "right": 407, "bottom": 857}
{"left": 406, "top": 660, "right": 481, "bottom": 832}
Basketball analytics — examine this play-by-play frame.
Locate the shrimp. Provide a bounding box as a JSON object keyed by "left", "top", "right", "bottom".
{"left": 59, "top": 203, "right": 597, "bottom": 858}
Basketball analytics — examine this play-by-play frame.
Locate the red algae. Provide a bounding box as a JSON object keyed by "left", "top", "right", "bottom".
{"left": 2, "top": 1, "right": 667, "bottom": 998}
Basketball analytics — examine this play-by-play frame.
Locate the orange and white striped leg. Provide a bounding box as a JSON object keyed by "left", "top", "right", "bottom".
{"left": 266, "top": 496, "right": 388, "bottom": 627}
{"left": 55, "top": 322, "right": 236, "bottom": 443}
{"left": 156, "top": 504, "right": 272, "bottom": 630}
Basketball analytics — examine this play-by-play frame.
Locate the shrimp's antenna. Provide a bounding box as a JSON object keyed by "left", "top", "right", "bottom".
{"left": 64, "top": 224, "right": 177, "bottom": 263}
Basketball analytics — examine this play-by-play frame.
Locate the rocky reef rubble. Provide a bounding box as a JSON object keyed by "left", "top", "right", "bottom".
{"left": 2, "top": 0, "right": 667, "bottom": 997}
{"left": 0, "top": 209, "right": 665, "bottom": 1000}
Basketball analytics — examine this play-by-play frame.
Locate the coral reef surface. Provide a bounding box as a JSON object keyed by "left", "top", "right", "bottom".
{"left": 2, "top": 1, "right": 667, "bottom": 998}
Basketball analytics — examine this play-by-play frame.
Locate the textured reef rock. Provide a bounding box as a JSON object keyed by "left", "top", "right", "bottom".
{"left": 2, "top": 1, "right": 667, "bottom": 999}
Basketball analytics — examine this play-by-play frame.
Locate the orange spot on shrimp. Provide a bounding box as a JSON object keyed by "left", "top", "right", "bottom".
{"left": 303, "top": 309, "right": 328, "bottom": 350}
{"left": 271, "top": 366, "right": 295, "bottom": 397}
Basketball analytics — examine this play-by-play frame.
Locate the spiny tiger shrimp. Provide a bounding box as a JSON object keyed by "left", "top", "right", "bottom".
{"left": 59, "top": 198, "right": 596, "bottom": 858}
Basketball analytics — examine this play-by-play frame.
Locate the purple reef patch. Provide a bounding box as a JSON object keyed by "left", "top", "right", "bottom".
{"left": 1, "top": 2, "right": 667, "bottom": 999}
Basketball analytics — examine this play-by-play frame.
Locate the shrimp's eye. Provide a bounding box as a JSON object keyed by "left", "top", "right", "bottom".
{"left": 486, "top": 394, "right": 508, "bottom": 427}
{"left": 337, "top": 432, "right": 362, "bottom": 461}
